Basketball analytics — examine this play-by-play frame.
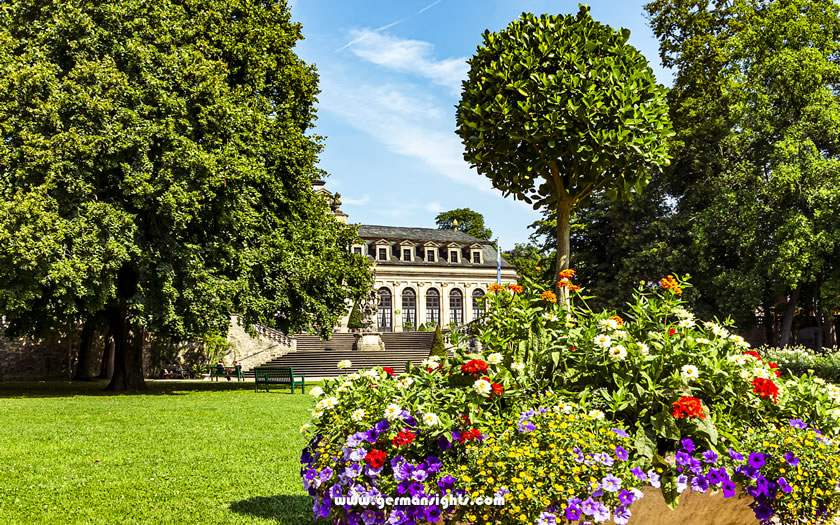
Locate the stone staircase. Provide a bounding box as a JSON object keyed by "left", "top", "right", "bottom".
{"left": 245, "top": 332, "right": 435, "bottom": 378}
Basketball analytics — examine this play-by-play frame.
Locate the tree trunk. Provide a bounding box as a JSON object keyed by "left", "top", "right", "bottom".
{"left": 779, "top": 283, "right": 801, "bottom": 348}
{"left": 555, "top": 199, "right": 572, "bottom": 305}
{"left": 825, "top": 314, "right": 837, "bottom": 349}
{"left": 72, "top": 316, "right": 97, "bottom": 381}
{"left": 762, "top": 298, "right": 775, "bottom": 347}
{"left": 104, "top": 304, "right": 146, "bottom": 392}
{"left": 99, "top": 326, "right": 115, "bottom": 380}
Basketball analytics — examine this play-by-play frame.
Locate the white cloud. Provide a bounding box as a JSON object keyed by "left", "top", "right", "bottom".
{"left": 344, "top": 29, "right": 468, "bottom": 95}
{"left": 424, "top": 201, "right": 443, "bottom": 213}
{"left": 341, "top": 194, "right": 370, "bottom": 206}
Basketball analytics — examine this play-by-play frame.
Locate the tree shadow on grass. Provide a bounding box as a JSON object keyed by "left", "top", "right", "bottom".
{"left": 229, "top": 495, "right": 328, "bottom": 524}
{"left": 0, "top": 380, "right": 313, "bottom": 398}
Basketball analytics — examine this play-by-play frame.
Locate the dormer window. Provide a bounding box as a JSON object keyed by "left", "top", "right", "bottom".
{"left": 472, "top": 251, "right": 481, "bottom": 264}
{"left": 449, "top": 250, "right": 459, "bottom": 263}
{"left": 378, "top": 247, "right": 388, "bottom": 261}
{"left": 353, "top": 247, "right": 362, "bottom": 255}
{"left": 402, "top": 249, "right": 412, "bottom": 261}
{"left": 426, "top": 250, "right": 436, "bottom": 262}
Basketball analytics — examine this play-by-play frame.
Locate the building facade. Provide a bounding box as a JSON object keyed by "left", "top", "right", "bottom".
{"left": 348, "top": 225, "right": 517, "bottom": 333}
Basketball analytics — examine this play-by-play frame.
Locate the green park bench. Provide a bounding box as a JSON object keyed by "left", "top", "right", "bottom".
{"left": 253, "top": 366, "right": 306, "bottom": 393}
{"left": 210, "top": 364, "right": 244, "bottom": 381}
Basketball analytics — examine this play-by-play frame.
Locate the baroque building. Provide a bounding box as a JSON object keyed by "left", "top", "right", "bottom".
{"left": 314, "top": 180, "right": 518, "bottom": 333}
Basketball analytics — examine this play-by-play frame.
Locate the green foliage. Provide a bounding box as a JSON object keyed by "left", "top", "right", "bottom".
{"left": 434, "top": 208, "right": 492, "bottom": 240}
{"left": 456, "top": 6, "right": 672, "bottom": 278}
{"left": 0, "top": 0, "right": 372, "bottom": 389}
{"left": 644, "top": 0, "right": 840, "bottom": 336}
{"left": 503, "top": 243, "right": 553, "bottom": 287}
{"left": 347, "top": 301, "right": 364, "bottom": 330}
{"left": 760, "top": 345, "right": 840, "bottom": 384}
{"left": 429, "top": 324, "right": 446, "bottom": 357}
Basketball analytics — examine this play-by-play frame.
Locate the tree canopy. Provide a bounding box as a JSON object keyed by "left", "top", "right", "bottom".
{"left": 434, "top": 208, "right": 493, "bottom": 241}
{"left": 455, "top": 6, "right": 673, "bottom": 300}
{"left": 0, "top": 0, "right": 372, "bottom": 390}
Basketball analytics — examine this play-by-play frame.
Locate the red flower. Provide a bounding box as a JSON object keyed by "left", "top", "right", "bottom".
{"left": 458, "top": 428, "right": 483, "bottom": 443}
{"left": 743, "top": 351, "right": 763, "bottom": 362}
{"left": 751, "top": 378, "right": 779, "bottom": 403}
{"left": 392, "top": 430, "right": 416, "bottom": 447}
{"left": 460, "top": 414, "right": 472, "bottom": 426}
{"left": 461, "top": 359, "right": 489, "bottom": 377}
{"left": 672, "top": 396, "right": 706, "bottom": 419}
{"left": 382, "top": 367, "right": 396, "bottom": 376}
{"left": 507, "top": 284, "right": 523, "bottom": 294}
{"left": 768, "top": 362, "right": 778, "bottom": 369}
{"left": 668, "top": 328, "right": 677, "bottom": 337}
{"left": 492, "top": 382, "right": 504, "bottom": 395}
{"left": 571, "top": 346, "right": 576, "bottom": 352}
{"left": 364, "top": 449, "right": 387, "bottom": 469}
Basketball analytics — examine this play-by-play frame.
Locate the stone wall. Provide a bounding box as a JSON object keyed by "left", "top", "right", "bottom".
{"left": 0, "top": 325, "right": 81, "bottom": 380}
{"left": 224, "top": 316, "right": 295, "bottom": 370}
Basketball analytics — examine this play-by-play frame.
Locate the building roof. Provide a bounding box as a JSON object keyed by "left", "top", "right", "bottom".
{"left": 357, "top": 225, "right": 488, "bottom": 244}
{"left": 356, "top": 224, "right": 514, "bottom": 269}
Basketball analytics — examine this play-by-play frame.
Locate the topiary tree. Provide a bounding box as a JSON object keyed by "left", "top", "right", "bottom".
{"left": 456, "top": 6, "right": 673, "bottom": 301}
{"left": 429, "top": 324, "right": 446, "bottom": 358}
{"left": 347, "top": 301, "right": 364, "bottom": 331}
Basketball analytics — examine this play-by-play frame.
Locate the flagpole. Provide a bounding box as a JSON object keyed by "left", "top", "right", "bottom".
{"left": 496, "top": 241, "right": 501, "bottom": 285}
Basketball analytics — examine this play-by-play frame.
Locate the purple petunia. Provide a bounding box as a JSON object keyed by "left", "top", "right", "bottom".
{"left": 615, "top": 445, "right": 629, "bottom": 461}
{"left": 612, "top": 428, "right": 630, "bottom": 438}
{"left": 630, "top": 467, "right": 647, "bottom": 482}
{"left": 708, "top": 467, "right": 729, "bottom": 485}
{"left": 778, "top": 476, "right": 792, "bottom": 494}
{"left": 518, "top": 421, "right": 536, "bottom": 433}
{"left": 728, "top": 448, "right": 745, "bottom": 462}
{"left": 784, "top": 452, "right": 800, "bottom": 466}
{"left": 618, "top": 489, "right": 635, "bottom": 506}
{"left": 789, "top": 418, "right": 807, "bottom": 429}
{"left": 437, "top": 475, "right": 456, "bottom": 493}
{"left": 691, "top": 475, "right": 709, "bottom": 493}
{"left": 602, "top": 474, "right": 622, "bottom": 492}
{"left": 647, "top": 469, "right": 661, "bottom": 488}
{"left": 676, "top": 475, "right": 689, "bottom": 494}
{"left": 702, "top": 450, "right": 718, "bottom": 464}
{"left": 565, "top": 504, "right": 582, "bottom": 521}
{"left": 387, "top": 509, "right": 407, "bottom": 525}
{"left": 437, "top": 435, "right": 451, "bottom": 451}
{"left": 675, "top": 451, "right": 692, "bottom": 466}
{"left": 613, "top": 506, "right": 632, "bottom": 525}
{"left": 681, "top": 438, "right": 695, "bottom": 453}
{"left": 580, "top": 497, "right": 598, "bottom": 516}
{"left": 753, "top": 503, "right": 774, "bottom": 521}
{"left": 598, "top": 452, "right": 615, "bottom": 467}
{"left": 748, "top": 452, "right": 766, "bottom": 469}
{"left": 536, "top": 511, "right": 557, "bottom": 525}
{"left": 722, "top": 480, "right": 737, "bottom": 498}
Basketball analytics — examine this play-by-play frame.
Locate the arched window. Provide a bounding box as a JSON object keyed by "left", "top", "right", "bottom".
{"left": 449, "top": 289, "right": 464, "bottom": 325}
{"left": 377, "top": 287, "right": 392, "bottom": 332}
{"left": 472, "top": 289, "right": 486, "bottom": 321}
{"left": 402, "top": 288, "right": 416, "bottom": 330}
{"left": 425, "top": 288, "right": 440, "bottom": 327}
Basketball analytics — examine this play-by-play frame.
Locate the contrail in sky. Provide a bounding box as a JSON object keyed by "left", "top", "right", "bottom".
{"left": 335, "top": 0, "right": 446, "bottom": 52}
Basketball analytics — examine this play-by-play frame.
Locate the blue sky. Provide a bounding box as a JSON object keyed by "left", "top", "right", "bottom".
{"left": 289, "top": 1, "right": 672, "bottom": 248}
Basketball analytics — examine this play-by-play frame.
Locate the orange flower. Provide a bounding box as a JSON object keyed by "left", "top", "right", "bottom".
{"left": 569, "top": 284, "right": 581, "bottom": 291}
{"left": 557, "top": 279, "right": 571, "bottom": 288}
{"left": 507, "top": 284, "right": 523, "bottom": 294}
{"left": 660, "top": 275, "right": 683, "bottom": 296}
{"left": 488, "top": 284, "right": 504, "bottom": 293}
{"left": 540, "top": 290, "right": 557, "bottom": 303}
{"left": 609, "top": 315, "right": 624, "bottom": 326}
{"left": 558, "top": 268, "right": 575, "bottom": 279}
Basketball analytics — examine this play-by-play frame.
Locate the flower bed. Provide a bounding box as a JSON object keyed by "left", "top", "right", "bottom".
{"left": 300, "top": 277, "right": 840, "bottom": 524}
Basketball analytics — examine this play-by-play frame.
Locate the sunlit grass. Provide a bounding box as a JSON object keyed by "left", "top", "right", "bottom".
{"left": 0, "top": 381, "right": 319, "bottom": 524}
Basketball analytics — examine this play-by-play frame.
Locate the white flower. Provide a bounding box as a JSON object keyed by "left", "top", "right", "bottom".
{"left": 351, "top": 409, "right": 366, "bottom": 422}
{"left": 681, "top": 364, "right": 699, "bottom": 382}
{"left": 473, "top": 379, "right": 492, "bottom": 397}
{"left": 674, "top": 307, "right": 694, "bottom": 320}
{"left": 712, "top": 325, "right": 729, "bottom": 338}
{"left": 559, "top": 402, "right": 575, "bottom": 414}
{"left": 422, "top": 413, "right": 441, "bottom": 427}
{"left": 753, "top": 367, "right": 771, "bottom": 380}
{"left": 599, "top": 318, "right": 619, "bottom": 330}
{"left": 728, "top": 354, "right": 747, "bottom": 366}
{"left": 636, "top": 343, "right": 649, "bottom": 356}
{"left": 299, "top": 423, "right": 311, "bottom": 434}
{"left": 309, "top": 386, "right": 324, "bottom": 398}
{"left": 337, "top": 383, "right": 351, "bottom": 393}
{"left": 613, "top": 330, "right": 627, "bottom": 339}
{"left": 487, "top": 353, "right": 504, "bottom": 365}
{"left": 608, "top": 345, "right": 627, "bottom": 361}
{"left": 384, "top": 403, "right": 402, "bottom": 421}
{"left": 511, "top": 361, "right": 525, "bottom": 373}
{"left": 396, "top": 377, "right": 414, "bottom": 390}
{"left": 827, "top": 384, "right": 840, "bottom": 402}
{"left": 588, "top": 409, "right": 605, "bottom": 420}
{"left": 679, "top": 319, "right": 696, "bottom": 329}
{"left": 739, "top": 369, "right": 753, "bottom": 382}
{"left": 311, "top": 410, "right": 324, "bottom": 419}
{"left": 316, "top": 397, "right": 339, "bottom": 411}
{"left": 348, "top": 373, "right": 361, "bottom": 380}
{"left": 421, "top": 357, "right": 439, "bottom": 368}
{"left": 363, "top": 370, "right": 379, "bottom": 380}
{"left": 594, "top": 334, "right": 612, "bottom": 348}
{"left": 696, "top": 337, "right": 712, "bottom": 345}
{"left": 813, "top": 377, "right": 826, "bottom": 385}
{"left": 337, "top": 359, "right": 352, "bottom": 369}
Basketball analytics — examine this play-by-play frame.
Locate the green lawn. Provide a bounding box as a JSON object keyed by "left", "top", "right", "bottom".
{"left": 0, "top": 381, "right": 319, "bottom": 524}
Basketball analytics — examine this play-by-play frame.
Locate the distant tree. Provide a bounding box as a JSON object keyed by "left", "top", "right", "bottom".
{"left": 435, "top": 208, "right": 493, "bottom": 240}
{"left": 0, "top": 0, "right": 372, "bottom": 391}
{"left": 456, "top": 6, "right": 673, "bottom": 302}
{"left": 504, "top": 243, "right": 553, "bottom": 288}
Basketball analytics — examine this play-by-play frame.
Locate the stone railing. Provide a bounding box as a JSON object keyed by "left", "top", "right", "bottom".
{"left": 226, "top": 316, "right": 296, "bottom": 371}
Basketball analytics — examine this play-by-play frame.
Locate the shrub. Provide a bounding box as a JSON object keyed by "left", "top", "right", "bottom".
{"left": 429, "top": 325, "right": 446, "bottom": 358}
{"left": 348, "top": 301, "right": 364, "bottom": 330}
{"left": 760, "top": 345, "right": 840, "bottom": 383}
{"left": 300, "top": 275, "right": 840, "bottom": 524}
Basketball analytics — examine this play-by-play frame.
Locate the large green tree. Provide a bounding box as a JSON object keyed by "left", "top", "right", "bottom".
{"left": 646, "top": 0, "right": 840, "bottom": 346}
{"left": 435, "top": 208, "right": 493, "bottom": 241}
{"left": 455, "top": 6, "right": 673, "bottom": 301}
{"left": 0, "top": 0, "right": 372, "bottom": 390}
